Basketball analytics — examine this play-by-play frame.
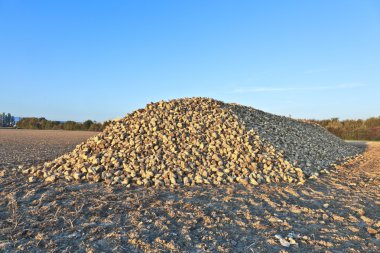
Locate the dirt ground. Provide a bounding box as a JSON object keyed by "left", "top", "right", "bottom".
{"left": 0, "top": 130, "right": 379, "bottom": 252}
{"left": 0, "top": 129, "right": 97, "bottom": 167}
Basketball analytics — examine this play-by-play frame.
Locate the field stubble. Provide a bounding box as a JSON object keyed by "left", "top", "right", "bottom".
{"left": 0, "top": 129, "right": 379, "bottom": 252}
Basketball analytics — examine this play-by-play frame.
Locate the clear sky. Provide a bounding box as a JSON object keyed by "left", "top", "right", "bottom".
{"left": 0, "top": 0, "right": 379, "bottom": 122}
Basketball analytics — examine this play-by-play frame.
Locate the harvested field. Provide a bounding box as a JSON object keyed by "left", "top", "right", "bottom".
{"left": 0, "top": 130, "right": 379, "bottom": 252}
{"left": 0, "top": 129, "right": 97, "bottom": 167}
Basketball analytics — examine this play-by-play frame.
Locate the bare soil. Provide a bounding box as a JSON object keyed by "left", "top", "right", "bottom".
{"left": 0, "top": 129, "right": 97, "bottom": 167}
{"left": 0, "top": 130, "right": 379, "bottom": 252}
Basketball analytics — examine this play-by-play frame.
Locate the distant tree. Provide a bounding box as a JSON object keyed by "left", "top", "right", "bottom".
{"left": 0, "top": 112, "right": 15, "bottom": 127}
{"left": 17, "top": 117, "right": 106, "bottom": 131}
{"left": 365, "top": 117, "right": 380, "bottom": 128}
{"left": 102, "top": 120, "right": 112, "bottom": 130}
{"left": 89, "top": 122, "right": 103, "bottom": 131}
{"left": 82, "top": 120, "right": 94, "bottom": 130}
{"left": 63, "top": 121, "right": 79, "bottom": 130}
{"left": 311, "top": 116, "right": 380, "bottom": 141}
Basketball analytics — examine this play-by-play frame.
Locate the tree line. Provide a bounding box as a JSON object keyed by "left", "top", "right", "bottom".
{"left": 0, "top": 112, "right": 16, "bottom": 127}
{"left": 310, "top": 117, "right": 380, "bottom": 141}
{"left": 16, "top": 117, "right": 108, "bottom": 131}
{"left": 6, "top": 112, "right": 380, "bottom": 140}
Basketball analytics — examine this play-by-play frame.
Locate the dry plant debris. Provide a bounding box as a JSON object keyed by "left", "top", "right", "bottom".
{"left": 0, "top": 130, "right": 378, "bottom": 252}
{"left": 22, "top": 98, "right": 362, "bottom": 187}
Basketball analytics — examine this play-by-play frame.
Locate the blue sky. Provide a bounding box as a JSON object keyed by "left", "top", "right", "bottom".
{"left": 0, "top": 0, "right": 379, "bottom": 122}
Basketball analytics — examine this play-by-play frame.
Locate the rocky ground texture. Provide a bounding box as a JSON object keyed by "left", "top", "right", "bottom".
{"left": 0, "top": 130, "right": 379, "bottom": 252}
{"left": 22, "top": 98, "right": 361, "bottom": 187}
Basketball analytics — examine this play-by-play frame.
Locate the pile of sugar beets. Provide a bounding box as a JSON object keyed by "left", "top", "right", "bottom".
{"left": 24, "top": 98, "right": 363, "bottom": 187}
